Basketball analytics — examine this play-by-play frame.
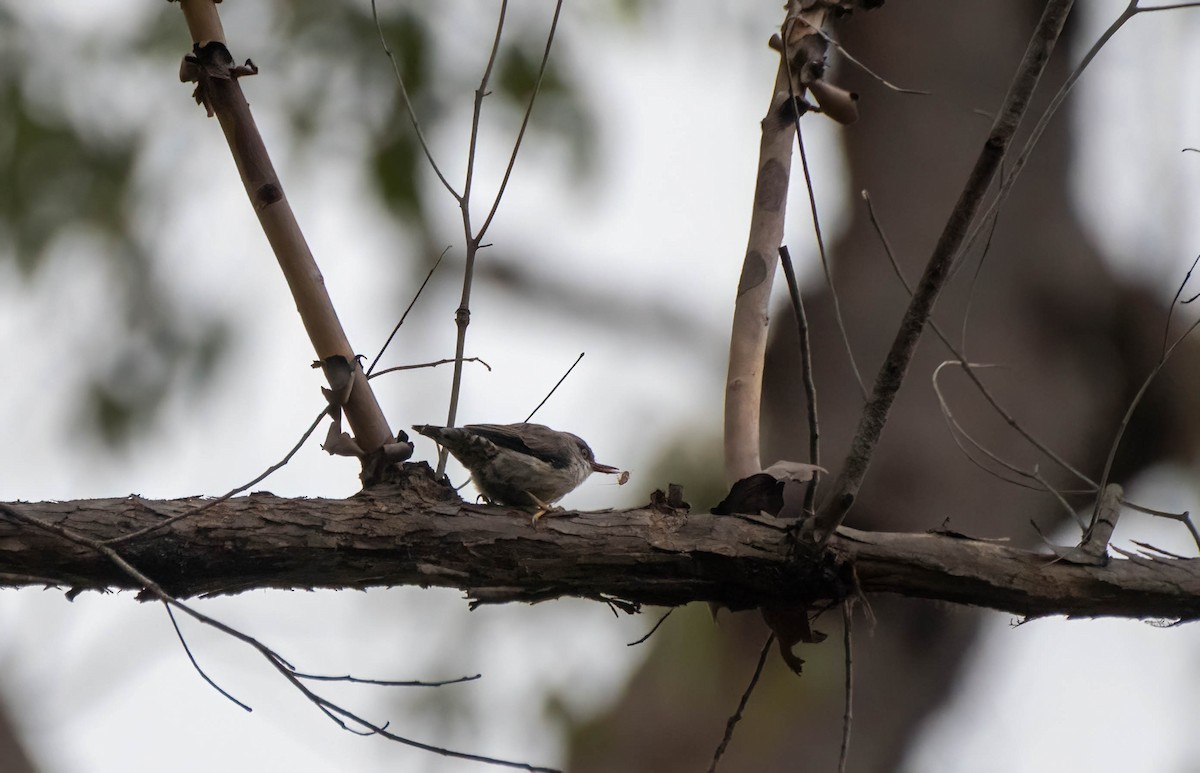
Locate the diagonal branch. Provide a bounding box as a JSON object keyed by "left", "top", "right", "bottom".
{"left": 812, "top": 0, "right": 1076, "bottom": 539}
{"left": 175, "top": 0, "right": 396, "bottom": 465}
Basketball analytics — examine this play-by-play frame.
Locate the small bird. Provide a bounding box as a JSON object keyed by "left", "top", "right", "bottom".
{"left": 413, "top": 423, "right": 618, "bottom": 515}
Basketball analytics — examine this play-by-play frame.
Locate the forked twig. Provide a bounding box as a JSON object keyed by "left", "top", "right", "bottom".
{"left": 441, "top": 0, "right": 565, "bottom": 476}
{"left": 957, "top": 1, "right": 1200, "bottom": 269}
{"left": 812, "top": 0, "right": 1076, "bottom": 531}
{"left": 864, "top": 190, "right": 1099, "bottom": 492}
{"left": 165, "top": 601, "right": 252, "bottom": 713}
{"left": 1, "top": 503, "right": 556, "bottom": 773}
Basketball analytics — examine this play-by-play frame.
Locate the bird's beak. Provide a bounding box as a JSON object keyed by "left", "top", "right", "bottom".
{"left": 591, "top": 460, "right": 620, "bottom": 474}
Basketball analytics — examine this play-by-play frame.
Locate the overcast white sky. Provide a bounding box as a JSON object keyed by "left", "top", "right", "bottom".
{"left": 2, "top": 2, "right": 1200, "bottom": 772}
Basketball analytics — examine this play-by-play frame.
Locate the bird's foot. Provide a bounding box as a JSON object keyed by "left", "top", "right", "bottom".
{"left": 528, "top": 493, "right": 562, "bottom": 525}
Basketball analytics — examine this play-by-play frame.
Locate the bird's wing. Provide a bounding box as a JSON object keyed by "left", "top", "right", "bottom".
{"left": 464, "top": 424, "right": 572, "bottom": 468}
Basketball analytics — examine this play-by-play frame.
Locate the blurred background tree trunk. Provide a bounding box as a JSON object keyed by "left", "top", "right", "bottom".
{"left": 566, "top": 2, "right": 1200, "bottom": 770}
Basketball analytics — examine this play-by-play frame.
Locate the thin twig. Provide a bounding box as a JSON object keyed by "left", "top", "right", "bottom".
{"left": 440, "top": 0, "right": 512, "bottom": 475}
{"left": 626, "top": 609, "right": 673, "bottom": 647}
{"left": 956, "top": 1, "right": 1200, "bottom": 268}
{"left": 864, "top": 191, "right": 1098, "bottom": 489}
{"left": 165, "top": 601, "right": 253, "bottom": 713}
{"left": 1090, "top": 308, "right": 1200, "bottom": 537}
{"left": 370, "top": 0, "right": 458, "bottom": 199}
{"left": 812, "top": 0, "right": 1076, "bottom": 536}
{"left": 794, "top": 16, "right": 930, "bottom": 95}
{"left": 707, "top": 633, "right": 775, "bottom": 773}
{"left": 441, "top": 0, "right": 564, "bottom": 474}
{"left": 524, "top": 352, "right": 584, "bottom": 422}
{"left": 778, "top": 246, "right": 820, "bottom": 515}
{"left": 478, "top": 0, "right": 565, "bottom": 238}
{"left": 1161, "top": 254, "right": 1200, "bottom": 359}
{"left": 367, "top": 249, "right": 448, "bottom": 377}
{"left": 370, "top": 357, "right": 492, "bottom": 379}
{"left": 782, "top": 28, "right": 867, "bottom": 400}
{"left": 1, "top": 503, "right": 556, "bottom": 773}
{"left": 290, "top": 671, "right": 480, "bottom": 687}
{"left": 837, "top": 601, "right": 854, "bottom": 773}
{"left": 105, "top": 407, "right": 329, "bottom": 545}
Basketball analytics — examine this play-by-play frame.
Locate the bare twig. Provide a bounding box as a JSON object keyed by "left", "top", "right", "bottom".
{"left": 838, "top": 601, "right": 854, "bottom": 773}
{"left": 442, "top": 0, "right": 563, "bottom": 476}
{"left": 1162, "top": 254, "right": 1200, "bottom": 358}
{"left": 367, "top": 249, "right": 448, "bottom": 377}
{"left": 958, "top": 1, "right": 1200, "bottom": 268}
{"left": 370, "top": 0, "right": 458, "bottom": 199}
{"left": 796, "top": 122, "right": 866, "bottom": 399}
{"left": 793, "top": 16, "right": 930, "bottom": 96}
{"left": 782, "top": 26, "right": 867, "bottom": 400}
{"left": 812, "top": 3, "right": 1075, "bottom": 539}
{"left": 370, "top": 357, "right": 492, "bottom": 379}
{"left": 105, "top": 407, "right": 330, "bottom": 545}
{"left": 290, "top": 671, "right": 480, "bottom": 688}
{"left": 626, "top": 608, "right": 673, "bottom": 647}
{"left": 864, "top": 191, "right": 1098, "bottom": 489}
{"left": 778, "top": 246, "right": 821, "bottom": 515}
{"left": 478, "top": 0, "right": 565, "bottom": 238}
{"left": 439, "top": 1, "right": 512, "bottom": 475}
{"left": 165, "top": 601, "right": 253, "bottom": 713}
{"left": 707, "top": 633, "right": 775, "bottom": 773}
{"left": 2, "top": 502, "right": 557, "bottom": 772}
{"left": 1090, "top": 310, "right": 1200, "bottom": 541}
{"left": 524, "top": 352, "right": 584, "bottom": 423}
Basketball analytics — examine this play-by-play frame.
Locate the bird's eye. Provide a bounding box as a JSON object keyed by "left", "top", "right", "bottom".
{"left": 577, "top": 440, "right": 594, "bottom": 461}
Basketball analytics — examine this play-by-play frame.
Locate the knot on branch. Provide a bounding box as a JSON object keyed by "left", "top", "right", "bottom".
{"left": 179, "top": 41, "right": 258, "bottom": 117}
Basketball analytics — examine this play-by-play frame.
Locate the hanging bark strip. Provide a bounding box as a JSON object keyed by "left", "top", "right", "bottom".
{"left": 175, "top": 0, "right": 399, "bottom": 475}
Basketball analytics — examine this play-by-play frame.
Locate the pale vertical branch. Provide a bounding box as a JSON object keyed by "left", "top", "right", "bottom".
{"left": 175, "top": 0, "right": 395, "bottom": 466}
{"left": 724, "top": 2, "right": 828, "bottom": 483}
{"left": 812, "top": 0, "right": 1075, "bottom": 539}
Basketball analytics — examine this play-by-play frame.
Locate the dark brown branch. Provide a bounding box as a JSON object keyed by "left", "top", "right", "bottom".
{"left": 3, "top": 465, "right": 1200, "bottom": 621}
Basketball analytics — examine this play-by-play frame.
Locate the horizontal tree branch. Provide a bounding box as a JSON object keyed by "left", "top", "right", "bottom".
{"left": 2, "top": 465, "right": 1198, "bottom": 621}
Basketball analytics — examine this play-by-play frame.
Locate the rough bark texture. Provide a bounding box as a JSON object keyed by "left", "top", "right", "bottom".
{"left": 3, "top": 465, "right": 1199, "bottom": 621}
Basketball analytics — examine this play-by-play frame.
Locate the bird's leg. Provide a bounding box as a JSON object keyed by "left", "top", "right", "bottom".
{"left": 527, "top": 492, "right": 562, "bottom": 524}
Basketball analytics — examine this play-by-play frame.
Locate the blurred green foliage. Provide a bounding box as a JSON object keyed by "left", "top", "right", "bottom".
{"left": 0, "top": 0, "right": 597, "bottom": 445}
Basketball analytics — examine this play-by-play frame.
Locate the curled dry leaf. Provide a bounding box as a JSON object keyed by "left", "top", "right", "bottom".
{"left": 322, "top": 422, "right": 364, "bottom": 458}
{"left": 763, "top": 460, "right": 828, "bottom": 483}
{"left": 761, "top": 603, "right": 827, "bottom": 676}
